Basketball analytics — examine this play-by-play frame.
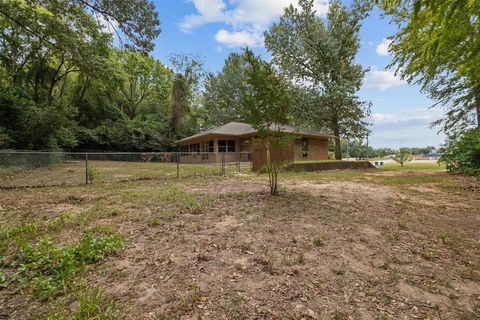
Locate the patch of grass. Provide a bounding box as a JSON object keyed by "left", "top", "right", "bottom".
{"left": 180, "top": 283, "right": 202, "bottom": 311}
{"left": 0, "top": 166, "right": 25, "bottom": 177}
{"left": 36, "top": 286, "right": 124, "bottom": 320}
{"left": 221, "top": 295, "right": 244, "bottom": 320}
{"left": 3, "top": 229, "right": 124, "bottom": 300}
{"left": 377, "top": 162, "right": 445, "bottom": 171}
{"left": 372, "top": 174, "right": 452, "bottom": 186}
{"left": 397, "top": 220, "right": 408, "bottom": 230}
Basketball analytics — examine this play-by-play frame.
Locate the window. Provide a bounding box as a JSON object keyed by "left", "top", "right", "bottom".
{"left": 218, "top": 140, "right": 235, "bottom": 152}
{"left": 301, "top": 138, "right": 309, "bottom": 158}
{"left": 180, "top": 146, "right": 189, "bottom": 153}
{"left": 201, "top": 141, "right": 214, "bottom": 159}
{"left": 190, "top": 143, "right": 200, "bottom": 154}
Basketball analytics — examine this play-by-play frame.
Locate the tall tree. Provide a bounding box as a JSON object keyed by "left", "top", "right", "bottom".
{"left": 168, "top": 54, "right": 204, "bottom": 138}
{"left": 202, "top": 53, "right": 250, "bottom": 127}
{"left": 265, "top": 0, "right": 371, "bottom": 159}
{"left": 376, "top": 0, "right": 480, "bottom": 132}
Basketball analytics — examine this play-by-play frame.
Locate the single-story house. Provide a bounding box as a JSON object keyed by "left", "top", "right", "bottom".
{"left": 175, "top": 122, "right": 335, "bottom": 164}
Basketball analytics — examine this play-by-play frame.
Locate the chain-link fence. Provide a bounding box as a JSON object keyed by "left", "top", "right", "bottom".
{"left": 0, "top": 151, "right": 252, "bottom": 188}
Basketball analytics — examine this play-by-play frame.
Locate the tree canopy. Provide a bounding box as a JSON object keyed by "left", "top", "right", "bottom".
{"left": 376, "top": 0, "right": 480, "bottom": 132}
{"left": 265, "top": 0, "right": 371, "bottom": 159}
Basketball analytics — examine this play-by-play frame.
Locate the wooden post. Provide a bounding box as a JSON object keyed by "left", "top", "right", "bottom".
{"left": 176, "top": 152, "right": 180, "bottom": 178}
{"left": 85, "top": 152, "right": 88, "bottom": 185}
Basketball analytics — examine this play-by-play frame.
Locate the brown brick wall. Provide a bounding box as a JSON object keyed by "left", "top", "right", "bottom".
{"left": 294, "top": 138, "right": 329, "bottom": 161}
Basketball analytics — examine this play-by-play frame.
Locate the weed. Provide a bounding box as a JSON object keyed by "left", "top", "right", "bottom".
{"left": 180, "top": 283, "right": 201, "bottom": 311}
{"left": 381, "top": 260, "right": 390, "bottom": 270}
{"left": 221, "top": 295, "right": 244, "bottom": 320}
{"left": 147, "top": 218, "right": 160, "bottom": 227}
{"left": 421, "top": 251, "right": 435, "bottom": 261}
{"left": 333, "top": 310, "right": 349, "bottom": 320}
{"left": 397, "top": 220, "right": 408, "bottom": 230}
{"left": 333, "top": 268, "right": 345, "bottom": 276}
{"left": 313, "top": 236, "right": 324, "bottom": 247}
{"left": 6, "top": 230, "right": 124, "bottom": 300}
{"left": 296, "top": 253, "right": 305, "bottom": 265}
{"left": 37, "top": 286, "right": 124, "bottom": 319}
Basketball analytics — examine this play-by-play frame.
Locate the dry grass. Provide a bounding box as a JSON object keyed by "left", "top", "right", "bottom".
{"left": 0, "top": 165, "right": 479, "bottom": 319}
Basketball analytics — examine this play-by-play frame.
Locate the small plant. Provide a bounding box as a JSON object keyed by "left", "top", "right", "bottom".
{"left": 296, "top": 253, "right": 305, "bottom": 264}
{"left": 397, "top": 220, "right": 408, "bottom": 230}
{"left": 313, "top": 236, "right": 324, "bottom": 247}
{"left": 147, "top": 218, "right": 160, "bottom": 227}
{"left": 392, "top": 147, "right": 413, "bottom": 166}
{"left": 421, "top": 251, "right": 435, "bottom": 261}
{"left": 381, "top": 260, "right": 390, "bottom": 270}
{"left": 86, "top": 164, "right": 99, "bottom": 184}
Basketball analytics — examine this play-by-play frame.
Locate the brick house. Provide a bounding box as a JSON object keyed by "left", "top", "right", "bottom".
{"left": 176, "top": 122, "right": 334, "bottom": 165}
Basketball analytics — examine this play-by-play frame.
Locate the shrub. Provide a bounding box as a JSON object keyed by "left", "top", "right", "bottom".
{"left": 86, "top": 164, "right": 99, "bottom": 184}
{"left": 440, "top": 129, "right": 480, "bottom": 176}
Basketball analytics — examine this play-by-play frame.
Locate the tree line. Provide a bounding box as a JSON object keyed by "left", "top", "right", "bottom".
{"left": 0, "top": 0, "right": 478, "bottom": 175}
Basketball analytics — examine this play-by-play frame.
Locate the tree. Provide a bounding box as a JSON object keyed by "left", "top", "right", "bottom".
{"left": 242, "top": 48, "right": 292, "bottom": 196}
{"left": 265, "top": 0, "right": 371, "bottom": 160}
{"left": 392, "top": 148, "right": 413, "bottom": 167}
{"left": 376, "top": 0, "right": 480, "bottom": 132}
{"left": 202, "top": 53, "right": 250, "bottom": 127}
{"left": 440, "top": 129, "right": 480, "bottom": 176}
{"left": 0, "top": 0, "right": 160, "bottom": 53}
{"left": 168, "top": 54, "right": 204, "bottom": 138}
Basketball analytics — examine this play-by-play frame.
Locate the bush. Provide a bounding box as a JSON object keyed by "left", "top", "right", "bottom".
{"left": 440, "top": 129, "right": 480, "bottom": 176}
{"left": 86, "top": 164, "right": 99, "bottom": 184}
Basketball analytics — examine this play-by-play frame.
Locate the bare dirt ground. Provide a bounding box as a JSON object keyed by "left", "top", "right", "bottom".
{"left": 0, "top": 167, "right": 479, "bottom": 319}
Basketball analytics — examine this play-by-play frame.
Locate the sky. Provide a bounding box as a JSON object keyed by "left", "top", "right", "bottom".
{"left": 149, "top": 0, "right": 445, "bottom": 149}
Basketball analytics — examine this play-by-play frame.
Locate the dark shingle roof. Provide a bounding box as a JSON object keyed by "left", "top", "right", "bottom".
{"left": 176, "top": 122, "right": 335, "bottom": 144}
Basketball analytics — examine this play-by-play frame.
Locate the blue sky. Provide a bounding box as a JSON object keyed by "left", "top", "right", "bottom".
{"left": 150, "top": 0, "right": 445, "bottom": 149}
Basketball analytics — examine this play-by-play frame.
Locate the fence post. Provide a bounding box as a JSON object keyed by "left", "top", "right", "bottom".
{"left": 176, "top": 152, "right": 180, "bottom": 178}
{"left": 221, "top": 152, "right": 225, "bottom": 175}
{"left": 85, "top": 152, "right": 88, "bottom": 185}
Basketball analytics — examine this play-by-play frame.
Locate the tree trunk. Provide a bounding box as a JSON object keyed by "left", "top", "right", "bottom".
{"left": 476, "top": 94, "right": 480, "bottom": 129}
{"left": 333, "top": 125, "right": 341, "bottom": 160}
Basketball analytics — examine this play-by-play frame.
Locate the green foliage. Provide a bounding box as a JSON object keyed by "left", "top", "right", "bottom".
{"left": 392, "top": 148, "right": 413, "bottom": 166}
{"left": 86, "top": 164, "right": 99, "bottom": 184}
{"left": 202, "top": 53, "right": 250, "bottom": 127}
{"left": 265, "top": 0, "right": 371, "bottom": 159}
{"left": 38, "top": 286, "right": 124, "bottom": 320}
{"left": 440, "top": 129, "right": 480, "bottom": 176}
{"left": 242, "top": 48, "right": 292, "bottom": 195}
{"left": 2, "top": 229, "right": 124, "bottom": 300}
{"left": 377, "top": 0, "right": 480, "bottom": 132}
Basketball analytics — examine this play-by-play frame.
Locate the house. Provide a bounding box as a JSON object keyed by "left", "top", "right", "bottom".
{"left": 175, "top": 122, "right": 335, "bottom": 164}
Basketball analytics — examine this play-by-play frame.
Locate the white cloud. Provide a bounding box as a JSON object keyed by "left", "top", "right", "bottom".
{"left": 376, "top": 38, "right": 392, "bottom": 56}
{"left": 214, "top": 29, "right": 262, "bottom": 47}
{"left": 364, "top": 70, "right": 406, "bottom": 90}
{"left": 371, "top": 112, "right": 437, "bottom": 125}
{"left": 181, "top": 0, "right": 329, "bottom": 47}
